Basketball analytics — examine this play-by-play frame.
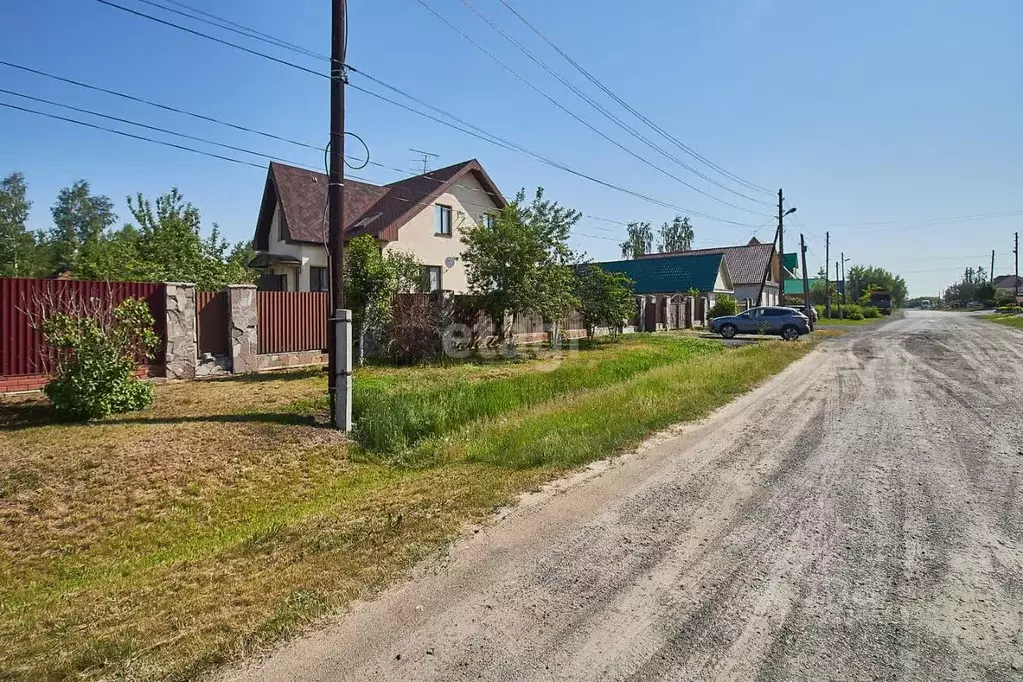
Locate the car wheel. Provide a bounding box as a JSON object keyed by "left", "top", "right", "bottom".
{"left": 781, "top": 325, "right": 799, "bottom": 341}
{"left": 720, "top": 324, "right": 737, "bottom": 339}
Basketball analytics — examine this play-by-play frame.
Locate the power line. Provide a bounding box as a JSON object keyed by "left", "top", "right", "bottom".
{"left": 415, "top": 0, "right": 771, "bottom": 217}
{"left": 495, "top": 0, "right": 774, "bottom": 197}
{"left": 0, "top": 100, "right": 265, "bottom": 169}
{"left": 450, "top": 0, "right": 773, "bottom": 209}
{"left": 89, "top": 0, "right": 328, "bottom": 79}
{"left": 86, "top": 0, "right": 762, "bottom": 227}
{"left": 823, "top": 210, "right": 1023, "bottom": 229}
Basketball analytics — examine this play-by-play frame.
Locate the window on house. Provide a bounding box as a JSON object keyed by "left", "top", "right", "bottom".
{"left": 482, "top": 213, "right": 496, "bottom": 229}
{"left": 422, "top": 265, "right": 442, "bottom": 292}
{"left": 310, "top": 266, "right": 329, "bottom": 292}
{"left": 435, "top": 204, "right": 452, "bottom": 236}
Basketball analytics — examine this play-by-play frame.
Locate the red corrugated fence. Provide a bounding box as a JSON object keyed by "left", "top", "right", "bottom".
{"left": 257, "top": 291, "right": 328, "bottom": 354}
{"left": 0, "top": 278, "right": 167, "bottom": 390}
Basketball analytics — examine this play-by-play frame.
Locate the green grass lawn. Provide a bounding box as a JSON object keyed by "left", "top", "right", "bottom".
{"left": 984, "top": 313, "right": 1023, "bottom": 329}
{"left": 0, "top": 334, "right": 815, "bottom": 681}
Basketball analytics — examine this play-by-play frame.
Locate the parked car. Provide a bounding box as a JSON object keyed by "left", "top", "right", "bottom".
{"left": 709, "top": 306, "right": 811, "bottom": 340}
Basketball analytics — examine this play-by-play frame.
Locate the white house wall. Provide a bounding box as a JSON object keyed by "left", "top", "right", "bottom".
{"left": 267, "top": 203, "right": 327, "bottom": 291}
{"left": 381, "top": 172, "right": 498, "bottom": 294}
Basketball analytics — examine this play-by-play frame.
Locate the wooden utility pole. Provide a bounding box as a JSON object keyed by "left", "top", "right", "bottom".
{"left": 1015, "top": 232, "right": 1020, "bottom": 301}
{"left": 800, "top": 233, "right": 811, "bottom": 324}
{"left": 777, "top": 189, "right": 785, "bottom": 306}
{"left": 824, "top": 232, "right": 831, "bottom": 318}
{"left": 841, "top": 252, "right": 847, "bottom": 305}
{"left": 327, "top": 0, "right": 352, "bottom": 431}
{"left": 991, "top": 250, "right": 995, "bottom": 283}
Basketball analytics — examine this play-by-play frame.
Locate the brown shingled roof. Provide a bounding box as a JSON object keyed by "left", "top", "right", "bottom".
{"left": 638, "top": 238, "right": 776, "bottom": 285}
{"left": 253, "top": 159, "right": 506, "bottom": 250}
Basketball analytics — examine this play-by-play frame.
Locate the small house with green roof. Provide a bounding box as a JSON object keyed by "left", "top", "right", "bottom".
{"left": 594, "top": 251, "right": 734, "bottom": 304}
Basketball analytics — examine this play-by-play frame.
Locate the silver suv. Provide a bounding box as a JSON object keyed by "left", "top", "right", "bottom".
{"left": 709, "top": 306, "right": 811, "bottom": 340}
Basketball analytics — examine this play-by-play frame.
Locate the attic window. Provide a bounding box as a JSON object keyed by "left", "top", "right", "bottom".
{"left": 353, "top": 212, "right": 383, "bottom": 229}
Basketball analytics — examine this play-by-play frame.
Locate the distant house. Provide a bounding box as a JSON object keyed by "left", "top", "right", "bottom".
{"left": 250, "top": 160, "right": 506, "bottom": 293}
{"left": 638, "top": 238, "right": 784, "bottom": 305}
{"left": 993, "top": 274, "right": 1023, "bottom": 291}
{"left": 593, "top": 252, "right": 734, "bottom": 304}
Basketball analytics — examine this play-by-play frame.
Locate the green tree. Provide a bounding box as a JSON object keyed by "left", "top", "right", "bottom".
{"left": 0, "top": 172, "right": 40, "bottom": 277}
{"left": 709, "top": 294, "right": 739, "bottom": 318}
{"left": 619, "top": 221, "right": 653, "bottom": 259}
{"left": 657, "top": 215, "right": 694, "bottom": 253}
{"left": 846, "top": 265, "right": 908, "bottom": 307}
{"left": 461, "top": 187, "right": 580, "bottom": 343}
{"left": 48, "top": 180, "right": 116, "bottom": 274}
{"left": 387, "top": 249, "right": 424, "bottom": 293}
{"left": 575, "top": 264, "right": 635, "bottom": 340}
{"left": 345, "top": 235, "right": 398, "bottom": 365}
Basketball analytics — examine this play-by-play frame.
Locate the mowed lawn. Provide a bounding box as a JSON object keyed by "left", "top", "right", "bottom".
{"left": 0, "top": 334, "right": 815, "bottom": 681}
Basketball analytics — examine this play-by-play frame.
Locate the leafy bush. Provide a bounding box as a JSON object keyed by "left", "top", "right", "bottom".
{"left": 41, "top": 298, "right": 159, "bottom": 420}
{"left": 575, "top": 264, "right": 635, "bottom": 341}
{"left": 862, "top": 306, "right": 881, "bottom": 318}
{"left": 709, "top": 294, "right": 739, "bottom": 319}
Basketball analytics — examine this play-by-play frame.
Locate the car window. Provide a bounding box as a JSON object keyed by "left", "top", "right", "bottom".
{"left": 763, "top": 308, "right": 787, "bottom": 317}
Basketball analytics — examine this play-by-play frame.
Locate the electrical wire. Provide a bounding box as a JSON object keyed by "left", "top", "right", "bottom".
{"left": 90, "top": 0, "right": 329, "bottom": 79}
{"left": 454, "top": 0, "right": 774, "bottom": 209}
{"left": 84, "top": 0, "right": 763, "bottom": 227}
{"left": 414, "top": 0, "right": 771, "bottom": 217}
{"left": 495, "top": 0, "right": 774, "bottom": 197}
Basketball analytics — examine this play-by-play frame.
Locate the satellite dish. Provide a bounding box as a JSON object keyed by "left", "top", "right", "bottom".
{"left": 444, "top": 256, "right": 456, "bottom": 269}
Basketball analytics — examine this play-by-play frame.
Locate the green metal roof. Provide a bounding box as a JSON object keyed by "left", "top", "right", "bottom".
{"left": 594, "top": 253, "right": 726, "bottom": 294}
{"left": 783, "top": 252, "right": 799, "bottom": 272}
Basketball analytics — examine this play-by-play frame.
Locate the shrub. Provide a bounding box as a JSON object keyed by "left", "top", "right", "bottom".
{"left": 709, "top": 294, "right": 739, "bottom": 319}
{"left": 41, "top": 298, "right": 159, "bottom": 420}
{"left": 862, "top": 306, "right": 881, "bottom": 318}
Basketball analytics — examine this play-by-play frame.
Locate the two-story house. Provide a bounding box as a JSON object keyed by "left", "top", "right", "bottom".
{"left": 249, "top": 159, "right": 506, "bottom": 293}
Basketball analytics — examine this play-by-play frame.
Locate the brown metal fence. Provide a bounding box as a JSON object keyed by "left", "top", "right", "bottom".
{"left": 196, "top": 290, "right": 229, "bottom": 356}
{"left": 0, "top": 277, "right": 167, "bottom": 381}
{"left": 257, "top": 291, "right": 328, "bottom": 354}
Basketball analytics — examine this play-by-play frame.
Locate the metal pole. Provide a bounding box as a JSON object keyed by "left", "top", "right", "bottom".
{"left": 777, "top": 189, "right": 785, "bottom": 307}
{"left": 800, "top": 233, "right": 811, "bottom": 324}
{"left": 824, "top": 232, "right": 831, "bottom": 318}
{"left": 328, "top": 0, "right": 351, "bottom": 431}
{"left": 836, "top": 261, "right": 842, "bottom": 319}
{"left": 841, "top": 252, "right": 847, "bottom": 305}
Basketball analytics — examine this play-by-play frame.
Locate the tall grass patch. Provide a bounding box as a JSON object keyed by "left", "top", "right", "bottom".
{"left": 352, "top": 337, "right": 722, "bottom": 456}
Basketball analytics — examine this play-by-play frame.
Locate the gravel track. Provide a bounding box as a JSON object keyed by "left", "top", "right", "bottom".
{"left": 224, "top": 311, "right": 1023, "bottom": 681}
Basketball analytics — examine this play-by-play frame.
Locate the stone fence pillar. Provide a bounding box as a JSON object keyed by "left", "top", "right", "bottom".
{"left": 164, "top": 282, "right": 197, "bottom": 379}
{"left": 684, "top": 296, "right": 695, "bottom": 329}
{"left": 228, "top": 284, "right": 258, "bottom": 374}
{"left": 636, "top": 296, "right": 646, "bottom": 332}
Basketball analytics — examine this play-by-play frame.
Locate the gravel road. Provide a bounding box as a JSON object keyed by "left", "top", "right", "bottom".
{"left": 225, "top": 311, "right": 1023, "bottom": 681}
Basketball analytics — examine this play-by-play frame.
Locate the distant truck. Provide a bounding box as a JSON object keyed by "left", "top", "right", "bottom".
{"left": 869, "top": 289, "right": 893, "bottom": 315}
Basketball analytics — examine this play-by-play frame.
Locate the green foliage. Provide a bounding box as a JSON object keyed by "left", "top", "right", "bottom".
{"left": 709, "top": 294, "right": 739, "bottom": 318}
{"left": 345, "top": 235, "right": 399, "bottom": 365}
{"left": 575, "top": 264, "right": 636, "bottom": 340}
{"left": 461, "top": 187, "right": 579, "bottom": 342}
{"left": 847, "top": 265, "right": 907, "bottom": 307}
{"left": 41, "top": 298, "right": 159, "bottom": 420}
{"left": 657, "top": 215, "right": 694, "bottom": 253}
{"left": 0, "top": 172, "right": 45, "bottom": 277}
{"left": 862, "top": 306, "right": 881, "bottom": 318}
{"left": 352, "top": 336, "right": 722, "bottom": 459}
{"left": 388, "top": 249, "right": 424, "bottom": 293}
{"left": 48, "top": 180, "right": 117, "bottom": 275}
{"left": 619, "top": 221, "right": 653, "bottom": 259}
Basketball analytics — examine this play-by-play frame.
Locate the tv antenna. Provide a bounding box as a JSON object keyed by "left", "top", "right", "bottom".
{"left": 410, "top": 148, "right": 439, "bottom": 174}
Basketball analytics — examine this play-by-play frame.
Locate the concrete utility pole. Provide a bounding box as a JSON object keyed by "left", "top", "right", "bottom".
{"left": 991, "top": 250, "right": 995, "bottom": 283}
{"left": 800, "top": 233, "right": 812, "bottom": 324}
{"left": 327, "top": 0, "right": 352, "bottom": 431}
{"left": 824, "top": 232, "right": 831, "bottom": 318}
{"left": 777, "top": 189, "right": 785, "bottom": 306}
{"left": 841, "top": 252, "right": 848, "bottom": 305}
{"left": 836, "top": 261, "right": 841, "bottom": 319}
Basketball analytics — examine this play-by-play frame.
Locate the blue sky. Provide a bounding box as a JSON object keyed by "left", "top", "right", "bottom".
{"left": 3, "top": 0, "right": 1021, "bottom": 296}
